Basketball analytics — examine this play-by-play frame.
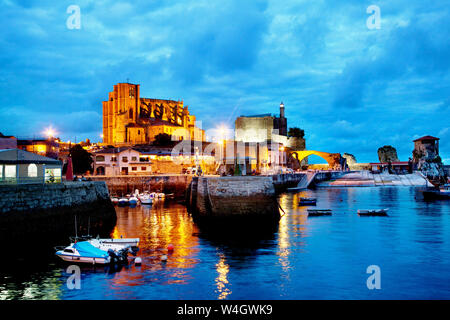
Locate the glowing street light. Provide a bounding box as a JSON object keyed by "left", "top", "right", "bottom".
{"left": 44, "top": 127, "right": 56, "bottom": 139}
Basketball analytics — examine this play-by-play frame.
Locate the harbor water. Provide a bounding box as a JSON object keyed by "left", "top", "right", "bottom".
{"left": 1, "top": 186, "right": 449, "bottom": 299}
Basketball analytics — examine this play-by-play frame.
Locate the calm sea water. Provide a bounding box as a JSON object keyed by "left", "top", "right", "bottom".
{"left": 1, "top": 187, "right": 449, "bottom": 300}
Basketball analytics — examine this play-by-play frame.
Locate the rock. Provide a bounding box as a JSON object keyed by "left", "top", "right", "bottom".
{"left": 378, "top": 146, "right": 399, "bottom": 163}
{"left": 342, "top": 153, "right": 357, "bottom": 166}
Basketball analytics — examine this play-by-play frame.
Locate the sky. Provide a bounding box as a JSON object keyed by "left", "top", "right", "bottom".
{"left": 0, "top": 0, "right": 449, "bottom": 163}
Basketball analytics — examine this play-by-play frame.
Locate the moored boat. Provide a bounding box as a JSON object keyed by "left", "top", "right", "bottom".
{"left": 307, "top": 209, "right": 332, "bottom": 216}
{"left": 139, "top": 194, "right": 153, "bottom": 204}
{"left": 55, "top": 241, "right": 111, "bottom": 264}
{"left": 128, "top": 196, "right": 139, "bottom": 205}
{"left": 422, "top": 184, "right": 450, "bottom": 200}
{"left": 357, "top": 208, "right": 389, "bottom": 216}
{"left": 118, "top": 197, "right": 129, "bottom": 206}
{"left": 299, "top": 197, "right": 317, "bottom": 205}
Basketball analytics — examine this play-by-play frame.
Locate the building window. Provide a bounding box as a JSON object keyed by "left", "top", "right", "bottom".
{"left": 28, "top": 164, "right": 38, "bottom": 177}
{"left": 141, "top": 167, "right": 147, "bottom": 171}
{"left": 96, "top": 155, "right": 105, "bottom": 162}
{"left": 131, "top": 156, "right": 137, "bottom": 161}
{"left": 111, "top": 156, "right": 117, "bottom": 162}
{"left": 5, "top": 165, "right": 16, "bottom": 179}
{"left": 131, "top": 167, "right": 137, "bottom": 171}
{"left": 122, "top": 157, "right": 128, "bottom": 163}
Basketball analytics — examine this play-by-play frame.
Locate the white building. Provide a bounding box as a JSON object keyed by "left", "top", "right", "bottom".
{"left": 93, "top": 147, "right": 152, "bottom": 176}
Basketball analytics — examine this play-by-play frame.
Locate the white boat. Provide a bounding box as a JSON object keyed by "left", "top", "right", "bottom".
{"left": 93, "top": 237, "right": 140, "bottom": 248}
{"left": 357, "top": 208, "right": 389, "bottom": 216}
{"left": 110, "top": 197, "right": 119, "bottom": 205}
{"left": 118, "top": 197, "right": 129, "bottom": 206}
{"left": 139, "top": 194, "right": 153, "bottom": 204}
{"left": 55, "top": 241, "right": 111, "bottom": 264}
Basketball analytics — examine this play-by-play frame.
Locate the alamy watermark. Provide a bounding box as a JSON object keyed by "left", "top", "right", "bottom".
{"left": 366, "top": 265, "right": 381, "bottom": 290}
{"left": 366, "top": 5, "right": 381, "bottom": 30}
{"left": 66, "top": 5, "right": 81, "bottom": 30}
{"left": 66, "top": 265, "right": 81, "bottom": 290}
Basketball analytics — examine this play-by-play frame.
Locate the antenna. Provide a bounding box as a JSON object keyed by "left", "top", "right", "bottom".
{"left": 87, "top": 217, "right": 91, "bottom": 238}
{"left": 74, "top": 215, "right": 78, "bottom": 240}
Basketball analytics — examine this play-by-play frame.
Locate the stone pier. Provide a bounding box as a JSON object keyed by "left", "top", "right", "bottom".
{"left": 187, "top": 176, "right": 280, "bottom": 223}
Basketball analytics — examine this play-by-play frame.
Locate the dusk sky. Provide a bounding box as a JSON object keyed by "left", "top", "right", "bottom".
{"left": 0, "top": 0, "right": 449, "bottom": 163}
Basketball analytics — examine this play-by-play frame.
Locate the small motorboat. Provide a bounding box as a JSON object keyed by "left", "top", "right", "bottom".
{"left": 307, "top": 209, "right": 332, "bottom": 217}
{"left": 55, "top": 241, "right": 111, "bottom": 264}
{"left": 118, "top": 197, "right": 129, "bottom": 206}
{"left": 110, "top": 197, "right": 119, "bottom": 205}
{"left": 70, "top": 236, "right": 140, "bottom": 254}
{"left": 422, "top": 184, "right": 450, "bottom": 200}
{"left": 299, "top": 197, "right": 317, "bottom": 206}
{"left": 139, "top": 194, "right": 153, "bottom": 205}
{"left": 357, "top": 208, "right": 389, "bottom": 216}
{"left": 94, "top": 237, "right": 139, "bottom": 248}
{"left": 128, "top": 196, "right": 139, "bottom": 205}
{"left": 287, "top": 187, "right": 304, "bottom": 192}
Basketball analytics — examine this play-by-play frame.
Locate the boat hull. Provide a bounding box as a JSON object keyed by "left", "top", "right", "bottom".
{"left": 423, "top": 190, "right": 450, "bottom": 200}
{"left": 55, "top": 253, "right": 110, "bottom": 264}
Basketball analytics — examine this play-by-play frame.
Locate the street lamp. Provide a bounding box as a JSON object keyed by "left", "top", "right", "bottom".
{"left": 44, "top": 127, "right": 56, "bottom": 139}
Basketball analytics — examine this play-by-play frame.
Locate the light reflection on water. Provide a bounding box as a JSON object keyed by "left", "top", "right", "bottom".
{"left": 0, "top": 187, "right": 449, "bottom": 299}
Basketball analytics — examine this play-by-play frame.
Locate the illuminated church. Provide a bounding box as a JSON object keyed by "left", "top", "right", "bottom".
{"left": 102, "top": 83, "right": 205, "bottom": 146}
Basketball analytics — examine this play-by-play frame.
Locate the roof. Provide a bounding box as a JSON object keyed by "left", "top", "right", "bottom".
{"left": 73, "top": 241, "right": 108, "bottom": 258}
{"left": 238, "top": 113, "right": 274, "bottom": 118}
{"left": 413, "top": 135, "right": 440, "bottom": 142}
{"left": 0, "top": 149, "right": 62, "bottom": 165}
{"left": 94, "top": 147, "right": 133, "bottom": 154}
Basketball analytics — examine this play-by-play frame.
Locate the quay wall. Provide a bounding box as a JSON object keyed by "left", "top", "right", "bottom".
{"left": 0, "top": 181, "right": 116, "bottom": 241}
{"left": 89, "top": 175, "right": 193, "bottom": 198}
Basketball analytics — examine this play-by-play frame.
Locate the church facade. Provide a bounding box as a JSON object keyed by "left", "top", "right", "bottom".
{"left": 102, "top": 83, "right": 205, "bottom": 146}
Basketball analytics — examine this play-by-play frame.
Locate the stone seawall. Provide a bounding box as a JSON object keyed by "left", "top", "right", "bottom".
{"left": 90, "top": 175, "right": 193, "bottom": 198}
{"left": 188, "top": 176, "right": 280, "bottom": 223}
{"left": 0, "top": 181, "right": 116, "bottom": 241}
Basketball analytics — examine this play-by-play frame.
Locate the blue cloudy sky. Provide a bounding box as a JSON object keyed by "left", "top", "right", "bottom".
{"left": 0, "top": 0, "right": 449, "bottom": 163}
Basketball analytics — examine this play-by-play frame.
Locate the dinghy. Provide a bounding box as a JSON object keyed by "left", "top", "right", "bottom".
{"left": 118, "top": 197, "right": 129, "bottom": 206}
{"left": 299, "top": 197, "right": 317, "bottom": 205}
{"left": 139, "top": 194, "right": 153, "bottom": 204}
{"left": 357, "top": 208, "right": 389, "bottom": 216}
{"left": 128, "top": 196, "right": 139, "bottom": 205}
{"left": 307, "top": 209, "right": 332, "bottom": 216}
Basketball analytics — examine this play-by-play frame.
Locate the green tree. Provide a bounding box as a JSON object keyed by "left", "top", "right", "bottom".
{"left": 70, "top": 144, "right": 93, "bottom": 174}
{"left": 153, "top": 133, "right": 172, "bottom": 146}
{"left": 288, "top": 127, "right": 305, "bottom": 138}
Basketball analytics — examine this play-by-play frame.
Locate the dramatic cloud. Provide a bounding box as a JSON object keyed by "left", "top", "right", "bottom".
{"left": 0, "top": 0, "right": 449, "bottom": 162}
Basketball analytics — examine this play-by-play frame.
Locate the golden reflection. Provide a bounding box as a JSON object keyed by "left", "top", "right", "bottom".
{"left": 107, "top": 202, "right": 200, "bottom": 288}
{"left": 215, "top": 254, "right": 231, "bottom": 300}
{"left": 277, "top": 194, "right": 290, "bottom": 273}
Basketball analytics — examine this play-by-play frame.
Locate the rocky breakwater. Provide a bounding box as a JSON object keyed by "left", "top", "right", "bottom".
{"left": 0, "top": 181, "right": 116, "bottom": 241}
{"left": 186, "top": 176, "right": 280, "bottom": 226}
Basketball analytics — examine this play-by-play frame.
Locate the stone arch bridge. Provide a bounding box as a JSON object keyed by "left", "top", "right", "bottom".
{"left": 290, "top": 150, "right": 342, "bottom": 168}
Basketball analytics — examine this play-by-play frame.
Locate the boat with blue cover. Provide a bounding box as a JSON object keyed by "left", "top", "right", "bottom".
{"left": 55, "top": 241, "right": 112, "bottom": 264}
